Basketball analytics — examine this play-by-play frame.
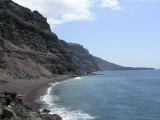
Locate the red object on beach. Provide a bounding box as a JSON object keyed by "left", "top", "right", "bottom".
{"left": 18, "top": 94, "right": 25, "bottom": 97}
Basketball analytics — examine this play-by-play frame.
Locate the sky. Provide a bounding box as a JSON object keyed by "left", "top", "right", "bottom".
{"left": 12, "top": 0, "right": 160, "bottom": 69}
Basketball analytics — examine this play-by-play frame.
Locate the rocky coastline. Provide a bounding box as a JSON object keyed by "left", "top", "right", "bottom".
{"left": 0, "top": 0, "right": 154, "bottom": 119}
{"left": 0, "top": 91, "right": 62, "bottom": 120}
{"left": 0, "top": 75, "right": 73, "bottom": 120}
{"left": 0, "top": 0, "right": 153, "bottom": 82}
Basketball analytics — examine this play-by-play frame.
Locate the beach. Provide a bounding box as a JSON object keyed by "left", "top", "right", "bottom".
{"left": 0, "top": 75, "right": 71, "bottom": 111}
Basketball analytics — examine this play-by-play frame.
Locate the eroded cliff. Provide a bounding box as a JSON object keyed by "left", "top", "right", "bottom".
{"left": 0, "top": 0, "right": 75, "bottom": 79}
{"left": 0, "top": 0, "right": 153, "bottom": 80}
{"left": 58, "top": 40, "right": 100, "bottom": 73}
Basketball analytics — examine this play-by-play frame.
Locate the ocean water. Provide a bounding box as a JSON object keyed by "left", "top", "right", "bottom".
{"left": 38, "top": 69, "right": 160, "bottom": 120}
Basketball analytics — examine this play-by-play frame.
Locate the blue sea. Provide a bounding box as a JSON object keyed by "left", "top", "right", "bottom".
{"left": 38, "top": 69, "right": 160, "bottom": 120}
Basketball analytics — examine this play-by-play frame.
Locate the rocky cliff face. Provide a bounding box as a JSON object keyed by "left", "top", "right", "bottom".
{"left": 58, "top": 40, "right": 100, "bottom": 73}
{"left": 0, "top": 0, "right": 75, "bottom": 79}
{"left": 0, "top": 0, "right": 153, "bottom": 80}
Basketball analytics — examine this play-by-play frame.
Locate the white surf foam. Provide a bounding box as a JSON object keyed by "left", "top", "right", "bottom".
{"left": 74, "top": 77, "right": 83, "bottom": 80}
{"left": 40, "top": 102, "right": 96, "bottom": 120}
{"left": 39, "top": 81, "right": 97, "bottom": 120}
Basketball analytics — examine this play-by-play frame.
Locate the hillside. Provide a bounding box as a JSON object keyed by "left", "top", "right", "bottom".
{"left": 58, "top": 40, "right": 100, "bottom": 73}
{"left": 0, "top": 0, "right": 154, "bottom": 81}
{"left": 0, "top": 0, "right": 102, "bottom": 80}
{"left": 93, "top": 56, "right": 154, "bottom": 71}
{"left": 0, "top": 0, "right": 76, "bottom": 80}
{"left": 93, "top": 56, "right": 125, "bottom": 70}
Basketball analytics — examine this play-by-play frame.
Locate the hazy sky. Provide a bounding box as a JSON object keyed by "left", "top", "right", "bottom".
{"left": 13, "top": 0, "right": 160, "bottom": 69}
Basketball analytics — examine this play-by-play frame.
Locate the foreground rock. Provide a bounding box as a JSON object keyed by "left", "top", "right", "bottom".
{"left": 0, "top": 91, "right": 62, "bottom": 120}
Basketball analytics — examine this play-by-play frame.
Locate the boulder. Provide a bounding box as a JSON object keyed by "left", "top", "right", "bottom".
{"left": 1, "top": 108, "right": 13, "bottom": 119}
{"left": 42, "top": 109, "right": 51, "bottom": 113}
{"left": 27, "top": 112, "right": 42, "bottom": 120}
{"left": 0, "top": 108, "right": 2, "bottom": 118}
{"left": 40, "top": 114, "right": 62, "bottom": 120}
{"left": 4, "top": 97, "right": 11, "bottom": 105}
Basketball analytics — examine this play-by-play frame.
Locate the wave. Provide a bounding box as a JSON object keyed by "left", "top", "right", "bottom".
{"left": 38, "top": 81, "right": 97, "bottom": 120}
{"left": 73, "top": 77, "right": 83, "bottom": 80}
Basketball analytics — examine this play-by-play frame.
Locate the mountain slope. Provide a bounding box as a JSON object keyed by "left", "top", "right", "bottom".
{"left": 93, "top": 56, "right": 125, "bottom": 70}
{"left": 93, "top": 56, "right": 154, "bottom": 71}
{"left": 0, "top": 0, "right": 154, "bottom": 80}
{"left": 0, "top": 0, "right": 75, "bottom": 79}
{"left": 58, "top": 40, "right": 100, "bottom": 74}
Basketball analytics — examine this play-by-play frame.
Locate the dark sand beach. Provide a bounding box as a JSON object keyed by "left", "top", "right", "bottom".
{"left": 0, "top": 76, "right": 71, "bottom": 111}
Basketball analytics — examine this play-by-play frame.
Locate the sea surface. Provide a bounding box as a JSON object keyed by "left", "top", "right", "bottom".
{"left": 37, "top": 69, "right": 160, "bottom": 120}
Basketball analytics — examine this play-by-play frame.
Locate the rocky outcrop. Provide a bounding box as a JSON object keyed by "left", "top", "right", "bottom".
{"left": 0, "top": 0, "right": 75, "bottom": 79}
{"left": 58, "top": 40, "right": 100, "bottom": 74}
{"left": 0, "top": 91, "right": 62, "bottom": 120}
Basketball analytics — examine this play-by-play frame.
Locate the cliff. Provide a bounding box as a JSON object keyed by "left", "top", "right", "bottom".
{"left": 0, "top": 0, "right": 154, "bottom": 81}
{"left": 93, "top": 56, "right": 125, "bottom": 70}
{"left": 58, "top": 40, "right": 100, "bottom": 74}
{"left": 93, "top": 56, "right": 154, "bottom": 71}
{"left": 0, "top": 0, "right": 75, "bottom": 80}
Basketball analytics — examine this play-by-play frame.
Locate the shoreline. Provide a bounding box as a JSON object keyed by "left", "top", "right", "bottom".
{"left": 25, "top": 76, "right": 72, "bottom": 111}
{"left": 0, "top": 75, "right": 72, "bottom": 111}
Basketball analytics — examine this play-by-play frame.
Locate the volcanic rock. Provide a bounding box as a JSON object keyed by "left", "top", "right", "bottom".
{"left": 0, "top": 91, "right": 62, "bottom": 120}
{"left": 0, "top": 0, "right": 75, "bottom": 80}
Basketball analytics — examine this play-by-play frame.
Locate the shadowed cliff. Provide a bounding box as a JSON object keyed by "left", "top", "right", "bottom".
{"left": 0, "top": 0, "right": 75, "bottom": 79}
{"left": 58, "top": 40, "right": 100, "bottom": 74}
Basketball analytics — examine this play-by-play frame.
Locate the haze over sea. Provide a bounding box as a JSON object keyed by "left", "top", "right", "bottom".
{"left": 38, "top": 69, "right": 160, "bottom": 120}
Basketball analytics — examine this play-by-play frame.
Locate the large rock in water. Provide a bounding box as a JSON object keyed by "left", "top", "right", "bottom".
{"left": 0, "top": 0, "right": 75, "bottom": 79}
